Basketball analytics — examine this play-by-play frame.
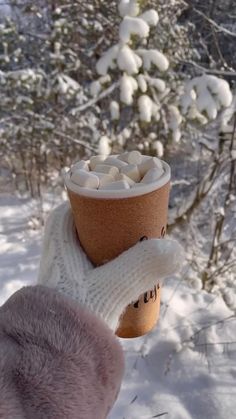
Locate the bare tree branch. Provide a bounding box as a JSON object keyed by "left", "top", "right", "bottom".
{"left": 70, "top": 81, "right": 119, "bottom": 115}
{"left": 188, "top": 4, "right": 236, "bottom": 38}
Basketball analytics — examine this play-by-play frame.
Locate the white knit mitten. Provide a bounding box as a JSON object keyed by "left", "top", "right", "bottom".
{"left": 38, "top": 203, "right": 184, "bottom": 331}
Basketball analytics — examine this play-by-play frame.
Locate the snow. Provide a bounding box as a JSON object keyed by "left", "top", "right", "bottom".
{"left": 137, "top": 49, "right": 169, "bottom": 71}
{"left": 90, "top": 80, "right": 102, "bottom": 97}
{"left": 206, "top": 76, "right": 232, "bottom": 107}
{"left": 117, "top": 45, "right": 142, "bottom": 75}
{"left": 96, "top": 45, "right": 119, "bottom": 76}
{"left": 139, "top": 10, "right": 159, "bottom": 26}
{"left": 56, "top": 74, "right": 80, "bottom": 95}
{"left": 148, "top": 77, "right": 166, "bottom": 92}
{"left": 168, "top": 105, "right": 183, "bottom": 142}
{"left": 118, "top": 0, "right": 140, "bottom": 18}
{"left": 98, "top": 135, "right": 111, "bottom": 155}
{"left": 221, "top": 95, "right": 236, "bottom": 133}
{"left": 120, "top": 73, "right": 138, "bottom": 105}
{"left": 172, "top": 129, "right": 181, "bottom": 143}
{"left": 138, "top": 95, "right": 160, "bottom": 122}
{"left": 231, "top": 150, "right": 236, "bottom": 160}
{"left": 137, "top": 74, "right": 147, "bottom": 93}
{"left": 110, "top": 277, "right": 236, "bottom": 419}
{"left": 1, "top": 193, "right": 236, "bottom": 419}
{"left": 138, "top": 95, "right": 153, "bottom": 123}
{"left": 110, "top": 101, "right": 120, "bottom": 120}
{"left": 181, "top": 76, "right": 233, "bottom": 122}
{"left": 92, "top": 0, "right": 172, "bottom": 129}
{"left": 152, "top": 140, "right": 164, "bottom": 157}
{"left": 119, "top": 17, "right": 150, "bottom": 43}
{"left": 90, "top": 75, "right": 111, "bottom": 97}
{"left": 196, "top": 87, "right": 218, "bottom": 120}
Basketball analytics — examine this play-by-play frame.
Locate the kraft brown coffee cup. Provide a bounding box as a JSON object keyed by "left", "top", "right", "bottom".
{"left": 65, "top": 160, "right": 170, "bottom": 338}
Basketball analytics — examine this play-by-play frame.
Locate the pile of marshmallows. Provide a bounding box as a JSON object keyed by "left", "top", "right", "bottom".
{"left": 70, "top": 151, "right": 164, "bottom": 191}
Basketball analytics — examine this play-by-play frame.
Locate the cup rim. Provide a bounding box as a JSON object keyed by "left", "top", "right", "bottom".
{"left": 64, "top": 160, "right": 171, "bottom": 199}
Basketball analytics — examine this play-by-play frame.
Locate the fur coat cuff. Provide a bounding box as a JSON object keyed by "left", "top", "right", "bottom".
{"left": 0, "top": 285, "right": 124, "bottom": 419}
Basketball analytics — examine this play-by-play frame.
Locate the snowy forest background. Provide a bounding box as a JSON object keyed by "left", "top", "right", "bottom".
{"left": 0, "top": 1, "right": 236, "bottom": 418}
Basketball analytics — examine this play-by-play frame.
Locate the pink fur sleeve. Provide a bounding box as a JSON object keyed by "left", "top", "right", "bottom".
{"left": 0, "top": 286, "right": 124, "bottom": 419}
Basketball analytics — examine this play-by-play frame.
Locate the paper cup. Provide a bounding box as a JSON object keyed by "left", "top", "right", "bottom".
{"left": 65, "top": 161, "right": 170, "bottom": 338}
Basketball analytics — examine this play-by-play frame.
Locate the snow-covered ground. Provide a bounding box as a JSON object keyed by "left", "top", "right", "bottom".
{"left": 0, "top": 193, "right": 235, "bottom": 419}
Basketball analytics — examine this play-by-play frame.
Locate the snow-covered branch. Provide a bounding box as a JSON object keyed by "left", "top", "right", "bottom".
{"left": 89, "top": 0, "right": 233, "bottom": 145}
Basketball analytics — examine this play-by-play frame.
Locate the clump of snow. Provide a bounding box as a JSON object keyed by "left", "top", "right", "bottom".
{"left": 148, "top": 77, "right": 166, "bottom": 92}
{"left": 120, "top": 73, "right": 138, "bottom": 105}
{"left": 149, "top": 132, "right": 157, "bottom": 140}
{"left": 94, "top": 21, "right": 103, "bottom": 32}
{"left": 96, "top": 45, "right": 119, "bottom": 76}
{"left": 190, "top": 277, "right": 203, "bottom": 290}
{"left": 110, "top": 101, "right": 120, "bottom": 120}
{"left": 220, "top": 95, "right": 236, "bottom": 133}
{"left": 119, "top": 17, "right": 150, "bottom": 43}
{"left": 138, "top": 95, "right": 160, "bottom": 122}
{"left": 207, "top": 76, "right": 232, "bottom": 107}
{"left": 168, "top": 105, "right": 182, "bottom": 142}
{"left": 56, "top": 74, "right": 80, "bottom": 95}
{"left": 90, "top": 75, "right": 111, "bottom": 97}
{"left": 117, "top": 45, "right": 142, "bottom": 75}
{"left": 137, "top": 49, "right": 169, "bottom": 71}
{"left": 98, "top": 136, "right": 111, "bottom": 155}
{"left": 231, "top": 150, "right": 236, "bottom": 160}
{"left": 90, "top": 80, "right": 102, "bottom": 97}
{"left": 118, "top": 0, "right": 140, "bottom": 18}
{"left": 153, "top": 140, "right": 164, "bottom": 157}
{"left": 181, "top": 75, "right": 232, "bottom": 121}
{"left": 187, "top": 106, "right": 208, "bottom": 125}
{"left": 139, "top": 10, "right": 159, "bottom": 26}
{"left": 137, "top": 74, "right": 147, "bottom": 92}
{"left": 138, "top": 95, "right": 153, "bottom": 122}
{"left": 122, "top": 127, "right": 131, "bottom": 139}
{"left": 223, "top": 290, "right": 236, "bottom": 310}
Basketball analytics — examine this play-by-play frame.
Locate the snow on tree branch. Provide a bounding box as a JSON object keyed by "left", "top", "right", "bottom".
{"left": 181, "top": 75, "right": 233, "bottom": 122}
{"left": 90, "top": 0, "right": 233, "bottom": 147}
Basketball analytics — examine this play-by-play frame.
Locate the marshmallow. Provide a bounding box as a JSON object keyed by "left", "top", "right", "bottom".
{"left": 92, "top": 172, "right": 115, "bottom": 188}
{"left": 71, "top": 160, "right": 89, "bottom": 172}
{"left": 120, "top": 164, "right": 141, "bottom": 182}
{"left": 104, "top": 156, "right": 128, "bottom": 169}
{"left": 94, "top": 164, "right": 119, "bottom": 177}
{"left": 71, "top": 169, "right": 99, "bottom": 189}
{"left": 90, "top": 155, "right": 106, "bottom": 171}
{"left": 99, "top": 180, "right": 130, "bottom": 190}
{"left": 116, "top": 173, "right": 135, "bottom": 187}
{"left": 138, "top": 156, "right": 163, "bottom": 178}
{"left": 141, "top": 167, "right": 164, "bottom": 184}
{"left": 118, "top": 151, "right": 142, "bottom": 165}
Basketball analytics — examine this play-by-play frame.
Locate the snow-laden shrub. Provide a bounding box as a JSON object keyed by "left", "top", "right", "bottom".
{"left": 90, "top": 0, "right": 232, "bottom": 150}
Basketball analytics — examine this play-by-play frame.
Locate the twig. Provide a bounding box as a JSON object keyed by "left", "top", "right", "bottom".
{"left": 188, "top": 5, "right": 236, "bottom": 38}
{"left": 207, "top": 258, "right": 236, "bottom": 281}
{"left": 182, "top": 315, "right": 235, "bottom": 346}
{"left": 54, "top": 131, "right": 98, "bottom": 152}
{"left": 195, "top": 341, "right": 236, "bottom": 347}
{"left": 168, "top": 154, "right": 224, "bottom": 231}
{"left": 70, "top": 81, "right": 119, "bottom": 115}
{"left": 203, "top": 114, "right": 236, "bottom": 285}
{"left": 181, "top": 60, "right": 236, "bottom": 78}
{"left": 212, "top": 26, "right": 228, "bottom": 68}
{"left": 162, "top": 266, "right": 190, "bottom": 320}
